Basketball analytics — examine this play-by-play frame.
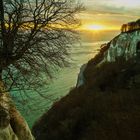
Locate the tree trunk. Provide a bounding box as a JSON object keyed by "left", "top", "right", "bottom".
{"left": 0, "top": 69, "right": 2, "bottom": 82}
{"left": 0, "top": 81, "right": 35, "bottom": 140}
{"left": 0, "top": 0, "right": 6, "bottom": 38}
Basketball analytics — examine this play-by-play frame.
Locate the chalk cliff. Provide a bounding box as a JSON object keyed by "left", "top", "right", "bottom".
{"left": 103, "top": 31, "right": 140, "bottom": 62}
{"left": 32, "top": 26, "right": 140, "bottom": 140}
{"left": 76, "top": 30, "right": 140, "bottom": 87}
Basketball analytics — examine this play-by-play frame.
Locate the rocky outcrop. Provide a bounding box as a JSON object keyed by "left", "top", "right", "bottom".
{"left": 103, "top": 31, "right": 140, "bottom": 62}
{"left": 76, "top": 64, "right": 87, "bottom": 87}
{"left": 76, "top": 30, "right": 140, "bottom": 87}
{"left": 0, "top": 82, "right": 34, "bottom": 140}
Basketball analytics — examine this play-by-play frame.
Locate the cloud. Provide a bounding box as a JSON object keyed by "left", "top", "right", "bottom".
{"left": 82, "top": 0, "right": 140, "bottom": 8}
{"left": 80, "top": 0, "right": 140, "bottom": 16}
{"left": 79, "top": 0, "right": 140, "bottom": 28}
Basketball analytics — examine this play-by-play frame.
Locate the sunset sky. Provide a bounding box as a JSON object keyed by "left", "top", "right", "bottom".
{"left": 80, "top": 0, "right": 140, "bottom": 31}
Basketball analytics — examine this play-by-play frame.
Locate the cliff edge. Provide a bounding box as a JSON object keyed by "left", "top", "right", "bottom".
{"left": 32, "top": 26, "right": 140, "bottom": 140}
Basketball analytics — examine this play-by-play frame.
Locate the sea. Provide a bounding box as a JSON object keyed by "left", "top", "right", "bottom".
{"left": 12, "top": 30, "right": 120, "bottom": 127}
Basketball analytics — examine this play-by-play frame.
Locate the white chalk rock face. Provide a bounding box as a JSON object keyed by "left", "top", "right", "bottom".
{"left": 76, "top": 30, "right": 140, "bottom": 88}
{"left": 76, "top": 64, "right": 87, "bottom": 87}
{"left": 104, "top": 31, "right": 140, "bottom": 62}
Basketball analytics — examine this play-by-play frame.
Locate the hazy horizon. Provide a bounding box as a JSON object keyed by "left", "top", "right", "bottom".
{"left": 79, "top": 29, "right": 120, "bottom": 43}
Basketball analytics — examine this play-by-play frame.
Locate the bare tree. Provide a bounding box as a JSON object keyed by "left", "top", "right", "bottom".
{"left": 0, "top": 0, "right": 83, "bottom": 93}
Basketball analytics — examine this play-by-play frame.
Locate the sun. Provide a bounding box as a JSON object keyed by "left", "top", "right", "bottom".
{"left": 81, "top": 24, "right": 106, "bottom": 31}
{"left": 86, "top": 25, "right": 105, "bottom": 31}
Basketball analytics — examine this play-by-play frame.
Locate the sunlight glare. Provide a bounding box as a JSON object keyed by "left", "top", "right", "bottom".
{"left": 86, "top": 24, "right": 105, "bottom": 31}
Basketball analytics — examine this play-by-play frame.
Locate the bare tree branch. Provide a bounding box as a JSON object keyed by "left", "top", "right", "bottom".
{"left": 0, "top": 0, "right": 84, "bottom": 97}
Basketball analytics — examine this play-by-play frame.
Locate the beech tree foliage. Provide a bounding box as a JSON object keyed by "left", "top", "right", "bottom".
{"left": 0, "top": 0, "right": 83, "bottom": 92}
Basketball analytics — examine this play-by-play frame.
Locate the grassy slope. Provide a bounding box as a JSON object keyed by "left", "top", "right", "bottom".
{"left": 32, "top": 46, "right": 140, "bottom": 140}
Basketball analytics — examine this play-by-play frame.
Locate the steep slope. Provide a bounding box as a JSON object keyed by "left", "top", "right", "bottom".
{"left": 32, "top": 30, "right": 140, "bottom": 140}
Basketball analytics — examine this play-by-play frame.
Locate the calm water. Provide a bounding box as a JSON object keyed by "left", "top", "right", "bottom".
{"left": 12, "top": 30, "right": 119, "bottom": 127}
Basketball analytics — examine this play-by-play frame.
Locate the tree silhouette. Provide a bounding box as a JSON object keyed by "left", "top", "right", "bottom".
{"left": 121, "top": 24, "right": 127, "bottom": 33}
{"left": 0, "top": 0, "right": 83, "bottom": 93}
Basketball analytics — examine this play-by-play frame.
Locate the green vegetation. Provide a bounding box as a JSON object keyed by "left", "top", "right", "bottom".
{"left": 32, "top": 52, "right": 140, "bottom": 140}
